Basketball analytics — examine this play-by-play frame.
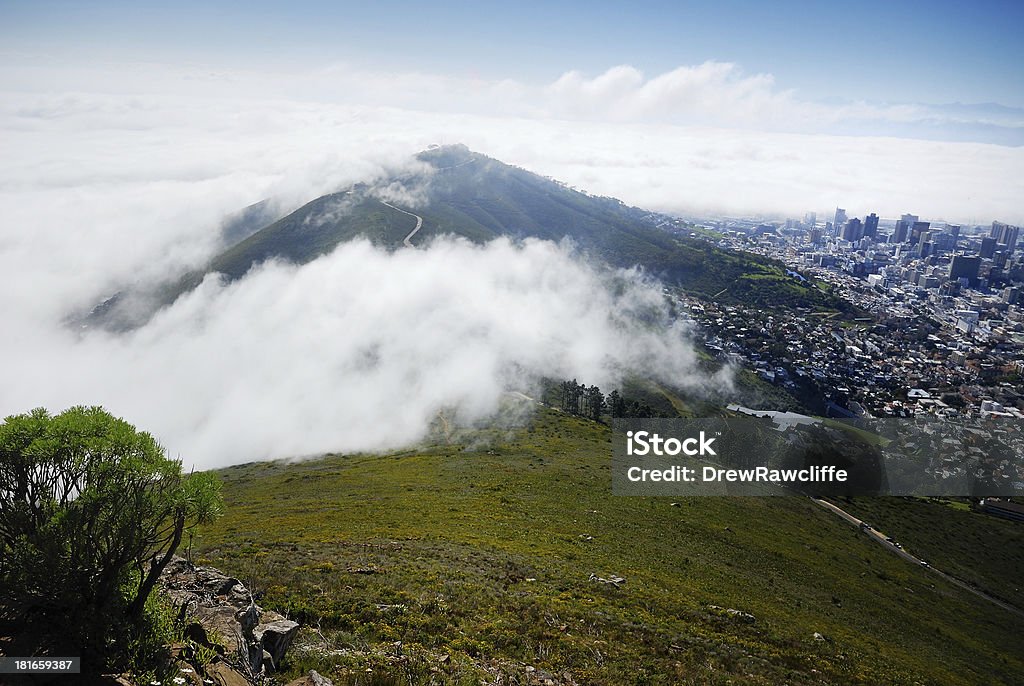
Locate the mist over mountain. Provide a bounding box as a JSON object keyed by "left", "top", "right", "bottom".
{"left": 85, "top": 144, "right": 843, "bottom": 331}
{"left": 0, "top": 145, "right": 750, "bottom": 468}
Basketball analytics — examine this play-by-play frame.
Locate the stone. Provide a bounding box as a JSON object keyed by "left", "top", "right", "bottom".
{"left": 194, "top": 605, "right": 246, "bottom": 654}
{"left": 205, "top": 661, "right": 251, "bottom": 686}
{"left": 158, "top": 555, "right": 303, "bottom": 674}
{"left": 284, "top": 671, "right": 334, "bottom": 686}
{"left": 309, "top": 671, "right": 334, "bottom": 686}
{"left": 255, "top": 619, "right": 301, "bottom": 668}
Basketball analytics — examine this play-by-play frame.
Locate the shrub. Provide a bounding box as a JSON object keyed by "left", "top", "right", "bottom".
{"left": 0, "top": 406, "right": 223, "bottom": 673}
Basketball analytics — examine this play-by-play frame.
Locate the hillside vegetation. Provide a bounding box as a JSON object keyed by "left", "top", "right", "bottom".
{"left": 193, "top": 407, "right": 1023, "bottom": 685}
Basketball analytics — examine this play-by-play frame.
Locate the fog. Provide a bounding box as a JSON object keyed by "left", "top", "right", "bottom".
{"left": 1, "top": 235, "right": 720, "bottom": 468}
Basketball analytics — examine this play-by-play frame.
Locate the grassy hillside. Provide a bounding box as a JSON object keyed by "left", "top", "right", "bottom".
{"left": 193, "top": 407, "right": 1023, "bottom": 685}
{"left": 836, "top": 496, "right": 1024, "bottom": 609}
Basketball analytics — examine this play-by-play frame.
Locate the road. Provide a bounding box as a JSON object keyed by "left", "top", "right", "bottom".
{"left": 379, "top": 200, "right": 423, "bottom": 247}
{"left": 810, "top": 497, "right": 1023, "bottom": 619}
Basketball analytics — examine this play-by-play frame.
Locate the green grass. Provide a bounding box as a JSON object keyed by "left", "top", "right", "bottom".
{"left": 193, "top": 408, "right": 1023, "bottom": 685}
{"left": 836, "top": 496, "right": 1024, "bottom": 609}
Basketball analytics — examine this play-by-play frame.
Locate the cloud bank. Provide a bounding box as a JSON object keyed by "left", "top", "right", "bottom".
{"left": 2, "top": 58, "right": 1022, "bottom": 227}
{"left": 1, "top": 236, "right": 718, "bottom": 468}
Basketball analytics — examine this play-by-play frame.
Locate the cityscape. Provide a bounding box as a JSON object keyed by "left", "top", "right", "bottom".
{"left": 668, "top": 211, "right": 1024, "bottom": 421}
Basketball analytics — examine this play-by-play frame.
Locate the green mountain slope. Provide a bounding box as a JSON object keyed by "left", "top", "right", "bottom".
{"left": 193, "top": 407, "right": 1024, "bottom": 685}
{"left": 85, "top": 145, "right": 850, "bottom": 330}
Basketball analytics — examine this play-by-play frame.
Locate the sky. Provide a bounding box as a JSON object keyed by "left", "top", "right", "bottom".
{"left": 3, "top": 0, "right": 1023, "bottom": 106}
{"left": 1, "top": 1, "right": 1022, "bottom": 466}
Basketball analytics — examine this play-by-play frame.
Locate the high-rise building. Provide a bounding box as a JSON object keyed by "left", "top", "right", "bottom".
{"left": 833, "top": 208, "right": 847, "bottom": 236}
{"left": 891, "top": 220, "right": 909, "bottom": 243}
{"left": 863, "top": 213, "right": 879, "bottom": 238}
{"left": 980, "top": 236, "right": 997, "bottom": 258}
{"left": 841, "top": 217, "right": 863, "bottom": 242}
{"left": 1002, "top": 225, "right": 1019, "bottom": 253}
{"left": 901, "top": 213, "right": 919, "bottom": 227}
{"left": 991, "top": 221, "right": 1019, "bottom": 253}
{"left": 910, "top": 221, "right": 931, "bottom": 246}
{"left": 948, "top": 254, "right": 981, "bottom": 286}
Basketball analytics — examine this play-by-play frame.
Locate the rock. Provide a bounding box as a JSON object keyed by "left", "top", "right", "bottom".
{"left": 285, "top": 671, "right": 334, "bottom": 686}
{"left": 255, "top": 618, "right": 301, "bottom": 668}
{"left": 194, "top": 605, "right": 246, "bottom": 654}
{"left": 205, "top": 660, "right": 252, "bottom": 686}
{"left": 708, "top": 605, "right": 755, "bottom": 623}
{"left": 310, "top": 671, "right": 334, "bottom": 686}
{"left": 237, "top": 603, "right": 260, "bottom": 634}
{"left": 157, "top": 555, "right": 301, "bottom": 673}
{"left": 813, "top": 631, "right": 828, "bottom": 642}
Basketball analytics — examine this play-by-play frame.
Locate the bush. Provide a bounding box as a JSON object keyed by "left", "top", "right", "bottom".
{"left": 0, "top": 406, "right": 223, "bottom": 674}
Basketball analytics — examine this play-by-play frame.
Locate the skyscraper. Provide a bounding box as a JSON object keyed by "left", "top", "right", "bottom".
{"left": 980, "top": 236, "right": 997, "bottom": 258}
{"left": 841, "top": 217, "right": 863, "bottom": 242}
{"left": 910, "top": 221, "right": 931, "bottom": 246}
{"left": 863, "top": 213, "right": 879, "bottom": 238}
{"left": 949, "top": 255, "right": 981, "bottom": 286}
{"left": 891, "top": 220, "right": 909, "bottom": 243}
{"left": 833, "top": 208, "right": 847, "bottom": 237}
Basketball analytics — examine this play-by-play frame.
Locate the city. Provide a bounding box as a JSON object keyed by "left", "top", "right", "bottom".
{"left": 668, "top": 212, "right": 1024, "bottom": 420}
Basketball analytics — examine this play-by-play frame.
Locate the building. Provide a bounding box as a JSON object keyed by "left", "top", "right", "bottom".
{"left": 842, "top": 217, "right": 863, "bottom": 242}
{"left": 891, "top": 219, "right": 909, "bottom": 244}
{"left": 980, "top": 236, "right": 997, "bottom": 258}
{"left": 910, "top": 221, "right": 931, "bottom": 246}
{"left": 863, "top": 213, "right": 879, "bottom": 239}
{"left": 948, "top": 254, "right": 981, "bottom": 286}
{"left": 991, "top": 220, "right": 1019, "bottom": 253}
{"left": 833, "top": 208, "right": 847, "bottom": 237}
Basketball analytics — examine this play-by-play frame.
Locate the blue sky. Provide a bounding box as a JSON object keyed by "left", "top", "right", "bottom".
{"left": 3, "top": 0, "right": 1023, "bottom": 108}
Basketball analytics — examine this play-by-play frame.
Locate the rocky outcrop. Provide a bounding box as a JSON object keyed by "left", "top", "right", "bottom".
{"left": 159, "top": 556, "right": 300, "bottom": 677}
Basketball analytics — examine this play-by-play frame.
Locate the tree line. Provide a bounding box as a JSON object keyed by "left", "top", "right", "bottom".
{"left": 550, "top": 379, "right": 663, "bottom": 422}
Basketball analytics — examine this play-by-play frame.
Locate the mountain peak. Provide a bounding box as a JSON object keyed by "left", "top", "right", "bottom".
{"left": 418, "top": 143, "right": 476, "bottom": 167}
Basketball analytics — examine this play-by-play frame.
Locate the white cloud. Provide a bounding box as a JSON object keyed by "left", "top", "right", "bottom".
{"left": 1, "top": 237, "right": 719, "bottom": 468}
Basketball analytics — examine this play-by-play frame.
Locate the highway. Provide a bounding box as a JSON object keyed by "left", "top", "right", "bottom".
{"left": 810, "top": 497, "right": 1023, "bottom": 618}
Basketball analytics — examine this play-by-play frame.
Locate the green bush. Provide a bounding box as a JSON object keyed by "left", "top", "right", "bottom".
{"left": 0, "top": 406, "right": 223, "bottom": 674}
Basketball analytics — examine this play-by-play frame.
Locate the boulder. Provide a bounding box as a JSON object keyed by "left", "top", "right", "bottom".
{"left": 255, "top": 618, "right": 301, "bottom": 668}
{"left": 286, "top": 671, "right": 334, "bottom": 686}
{"left": 194, "top": 605, "right": 246, "bottom": 654}
{"left": 205, "top": 660, "right": 252, "bottom": 686}
{"left": 157, "top": 556, "right": 301, "bottom": 673}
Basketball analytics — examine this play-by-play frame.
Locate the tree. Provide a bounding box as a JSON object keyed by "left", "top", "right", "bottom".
{"left": 607, "top": 390, "right": 626, "bottom": 418}
{"left": 0, "top": 406, "right": 223, "bottom": 671}
{"left": 587, "top": 385, "right": 605, "bottom": 422}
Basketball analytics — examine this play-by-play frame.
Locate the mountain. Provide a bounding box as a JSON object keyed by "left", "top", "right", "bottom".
{"left": 83, "top": 144, "right": 849, "bottom": 330}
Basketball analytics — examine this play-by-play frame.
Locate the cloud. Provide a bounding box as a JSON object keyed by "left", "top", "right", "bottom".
{"left": 1, "top": 236, "right": 720, "bottom": 468}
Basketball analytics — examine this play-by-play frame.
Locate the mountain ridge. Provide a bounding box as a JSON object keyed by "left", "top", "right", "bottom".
{"left": 82, "top": 144, "right": 849, "bottom": 330}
